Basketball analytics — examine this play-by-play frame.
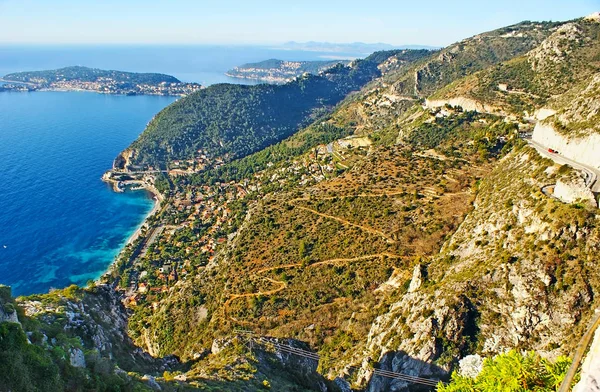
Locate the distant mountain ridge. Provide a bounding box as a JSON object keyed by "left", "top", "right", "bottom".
{"left": 280, "top": 41, "right": 439, "bottom": 53}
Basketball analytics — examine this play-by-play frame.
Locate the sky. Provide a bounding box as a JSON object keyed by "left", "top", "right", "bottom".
{"left": 0, "top": 0, "right": 598, "bottom": 46}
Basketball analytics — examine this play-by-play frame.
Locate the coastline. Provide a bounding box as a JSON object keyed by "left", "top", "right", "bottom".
{"left": 123, "top": 183, "right": 164, "bottom": 248}
{"left": 224, "top": 72, "right": 287, "bottom": 84}
{"left": 99, "top": 176, "right": 166, "bottom": 284}
{"left": 0, "top": 79, "right": 197, "bottom": 97}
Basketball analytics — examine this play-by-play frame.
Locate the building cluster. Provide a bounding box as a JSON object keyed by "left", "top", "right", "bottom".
{"left": 168, "top": 150, "right": 223, "bottom": 176}
{"left": 48, "top": 79, "right": 203, "bottom": 96}
{"left": 1, "top": 78, "right": 203, "bottom": 96}
{"left": 120, "top": 138, "right": 365, "bottom": 310}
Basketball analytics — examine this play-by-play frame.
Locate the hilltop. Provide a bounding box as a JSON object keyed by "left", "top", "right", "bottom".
{"left": 3, "top": 13, "right": 600, "bottom": 392}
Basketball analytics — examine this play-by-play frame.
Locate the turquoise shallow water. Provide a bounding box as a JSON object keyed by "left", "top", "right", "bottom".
{"left": 0, "top": 91, "right": 176, "bottom": 295}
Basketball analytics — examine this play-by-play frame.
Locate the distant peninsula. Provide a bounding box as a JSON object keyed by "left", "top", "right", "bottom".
{"left": 0, "top": 66, "right": 202, "bottom": 96}
{"left": 226, "top": 59, "right": 352, "bottom": 83}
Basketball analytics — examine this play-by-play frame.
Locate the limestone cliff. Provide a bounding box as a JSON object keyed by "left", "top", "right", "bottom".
{"left": 0, "top": 285, "right": 20, "bottom": 324}
{"left": 532, "top": 122, "right": 600, "bottom": 170}
{"left": 424, "top": 97, "right": 505, "bottom": 116}
{"left": 554, "top": 176, "right": 597, "bottom": 207}
{"left": 341, "top": 148, "right": 600, "bottom": 391}
{"left": 531, "top": 72, "right": 600, "bottom": 173}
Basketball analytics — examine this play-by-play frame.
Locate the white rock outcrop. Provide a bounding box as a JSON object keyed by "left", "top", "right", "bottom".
{"left": 0, "top": 309, "right": 19, "bottom": 324}
{"left": 584, "top": 12, "right": 600, "bottom": 22}
{"left": 425, "top": 97, "right": 504, "bottom": 115}
{"left": 534, "top": 108, "right": 556, "bottom": 121}
{"left": 532, "top": 121, "right": 600, "bottom": 170}
{"left": 554, "top": 177, "right": 597, "bottom": 207}
{"left": 69, "top": 348, "right": 86, "bottom": 368}
{"left": 407, "top": 265, "right": 423, "bottom": 293}
{"left": 458, "top": 354, "right": 484, "bottom": 378}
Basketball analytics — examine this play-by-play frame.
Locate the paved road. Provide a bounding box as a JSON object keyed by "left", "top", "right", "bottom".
{"left": 112, "top": 170, "right": 169, "bottom": 175}
{"left": 558, "top": 310, "right": 600, "bottom": 392}
{"left": 527, "top": 139, "right": 600, "bottom": 193}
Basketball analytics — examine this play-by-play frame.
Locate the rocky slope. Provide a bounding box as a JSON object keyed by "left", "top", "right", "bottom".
{"left": 342, "top": 147, "right": 600, "bottom": 390}
{"left": 106, "top": 13, "right": 600, "bottom": 391}
{"left": 4, "top": 13, "right": 600, "bottom": 392}
{"left": 532, "top": 71, "right": 600, "bottom": 171}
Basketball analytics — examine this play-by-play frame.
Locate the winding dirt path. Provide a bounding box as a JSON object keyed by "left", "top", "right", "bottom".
{"left": 292, "top": 205, "right": 396, "bottom": 243}
{"left": 224, "top": 253, "right": 406, "bottom": 325}
{"left": 224, "top": 190, "right": 439, "bottom": 324}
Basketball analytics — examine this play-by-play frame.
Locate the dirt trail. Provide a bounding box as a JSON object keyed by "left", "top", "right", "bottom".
{"left": 224, "top": 253, "right": 406, "bottom": 324}
{"left": 224, "top": 190, "right": 430, "bottom": 324}
{"left": 290, "top": 190, "right": 408, "bottom": 203}
{"left": 293, "top": 205, "right": 396, "bottom": 243}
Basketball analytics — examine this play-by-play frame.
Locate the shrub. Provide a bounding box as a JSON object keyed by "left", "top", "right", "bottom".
{"left": 438, "top": 350, "right": 571, "bottom": 392}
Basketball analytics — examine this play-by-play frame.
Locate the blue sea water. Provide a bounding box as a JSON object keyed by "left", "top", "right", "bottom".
{"left": 0, "top": 91, "right": 176, "bottom": 295}
{"left": 0, "top": 45, "right": 362, "bottom": 85}
{"left": 0, "top": 45, "right": 368, "bottom": 296}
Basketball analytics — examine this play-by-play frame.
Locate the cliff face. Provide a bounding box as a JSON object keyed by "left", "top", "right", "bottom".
{"left": 342, "top": 148, "right": 600, "bottom": 391}
{"left": 554, "top": 177, "right": 597, "bottom": 207}
{"left": 18, "top": 285, "right": 170, "bottom": 374}
{"left": 532, "top": 122, "right": 600, "bottom": 170}
{"left": 531, "top": 71, "right": 600, "bottom": 175}
{"left": 0, "top": 302, "right": 19, "bottom": 324}
{"left": 424, "top": 97, "right": 505, "bottom": 116}
{"left": 0, "top": 285, "right": 19, "bottom": 324}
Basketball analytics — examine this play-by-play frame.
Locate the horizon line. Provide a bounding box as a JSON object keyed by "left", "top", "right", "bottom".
{"left": 0, "top": 41, "right": 441, "bottom": 49}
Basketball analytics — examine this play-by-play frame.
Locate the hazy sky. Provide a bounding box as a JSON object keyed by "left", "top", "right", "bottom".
{"left": 0, "top": 0, "right": 598, "bottom": 46}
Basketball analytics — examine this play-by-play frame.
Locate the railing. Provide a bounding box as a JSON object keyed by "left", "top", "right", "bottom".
{"left": 234, "top": 329, "right": 445, "bottom": 389}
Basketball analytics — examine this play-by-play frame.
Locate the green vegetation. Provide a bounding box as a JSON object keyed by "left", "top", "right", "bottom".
{"left": 0, "top": 322, "right": 63, "bottom": 392}
{"left": 4, "top": 66, "right": 180, "bottom": 85}
{"left": 0, "top": 286, "right": 157, "bottom": 391}
{"left": 6, "top": 14, "right": 600, "bottom": 391}
{"left": 439, "top": 351, "right": 571, "bottom": 392}
{"left": 190, "top": 122, "right": 350, "bottom": 184}
{"left": 126, "top": 50, "right": 406, "bottom": 168}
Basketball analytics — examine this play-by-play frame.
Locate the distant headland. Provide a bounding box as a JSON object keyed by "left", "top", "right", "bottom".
{"left": 225, "top": 58, "right": 352, "bottom": 83}
{"left": 0, "top": 66, "right": 202, "bottom": 96}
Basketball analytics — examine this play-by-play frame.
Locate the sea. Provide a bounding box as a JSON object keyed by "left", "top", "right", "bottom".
{"left": 0, "top": 45, "right": 363, "bottom": 86}
{"left": 0, "top": 45, "right": 365, "bottom": 296}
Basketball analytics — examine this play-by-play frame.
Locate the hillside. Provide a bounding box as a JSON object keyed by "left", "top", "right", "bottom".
{"left": 119, "top": 50, "right": 429, "bottom": 170}
{"left": 428, "top": 17, "right": 600, "bottom": 117}
{"left": 226, "top": 59, "right": 352, "bottom": 83}
{"left": 4, "top": 13, "right": 600, "bottom": 392}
